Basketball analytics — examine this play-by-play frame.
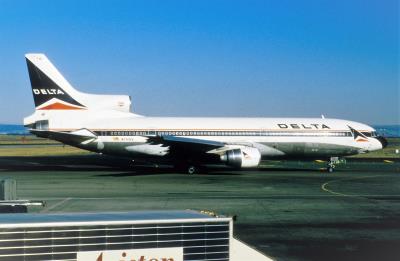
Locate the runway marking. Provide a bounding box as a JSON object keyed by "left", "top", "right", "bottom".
{"left": 40, "top": 197, "right": 72, "bottom": 213}
{"left": 321, "top": 175, "right": 393, "bottom": 197}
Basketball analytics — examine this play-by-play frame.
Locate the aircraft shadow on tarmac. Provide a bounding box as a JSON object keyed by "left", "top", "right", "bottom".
{"left": 0, "top": 155, "right": 347, "bottom": 174}
{"left": 0, "top": 155, "right": 247, "bottom": 175}
{"left": 94, "top": 170, "right": 243, "bottom": 177}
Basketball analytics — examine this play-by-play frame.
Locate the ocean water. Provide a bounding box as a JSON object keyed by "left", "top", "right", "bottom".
{"left": 374, "top": 125, "right": 400, "bottom": 138}
{"left": 0, "top": 124, "right": 29, "bottom": 135}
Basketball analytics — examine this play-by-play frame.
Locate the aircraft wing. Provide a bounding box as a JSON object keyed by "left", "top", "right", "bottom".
{"left": 146, "top": 135, "right": 284, "bottom": 159}
{"left": 147, "top": 135, "right": 227, "bottom": 155}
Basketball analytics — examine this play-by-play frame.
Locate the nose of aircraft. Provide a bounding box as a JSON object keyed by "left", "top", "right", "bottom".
{"left": 376, "top": 136, "right": 388, "bottom": 149}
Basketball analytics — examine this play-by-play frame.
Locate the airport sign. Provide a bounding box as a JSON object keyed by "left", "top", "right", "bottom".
{"left": 77, "top": 247, "right": 183, "bottom": 261}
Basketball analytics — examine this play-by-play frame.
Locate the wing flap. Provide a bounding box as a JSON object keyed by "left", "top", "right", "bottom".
{"left": 147, "top": 135, "right": 225, "bottom": 154}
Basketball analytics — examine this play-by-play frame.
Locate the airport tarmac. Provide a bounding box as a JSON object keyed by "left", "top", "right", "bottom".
{"left": 0, "top": 155, "right": 399, "bottom": 261}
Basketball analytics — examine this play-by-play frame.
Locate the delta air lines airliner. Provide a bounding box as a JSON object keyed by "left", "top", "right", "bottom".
{"left": 23, "top": 54, "right": 387, "bottom": 174}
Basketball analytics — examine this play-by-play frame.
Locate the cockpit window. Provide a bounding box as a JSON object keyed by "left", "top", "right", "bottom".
{"left": 361, "top": 132, "right": 372, "bottom": 137}
{"left": 361, "top": 131, "right": 378, "bottom": 137}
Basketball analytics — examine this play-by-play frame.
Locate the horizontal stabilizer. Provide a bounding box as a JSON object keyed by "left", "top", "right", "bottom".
{"left": 30, "top": 129, "right": 97, "bottom": 145}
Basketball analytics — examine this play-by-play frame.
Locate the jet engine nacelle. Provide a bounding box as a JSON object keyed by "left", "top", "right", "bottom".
{"left": 220, "top": 147, "right": 261, "bottom": 168}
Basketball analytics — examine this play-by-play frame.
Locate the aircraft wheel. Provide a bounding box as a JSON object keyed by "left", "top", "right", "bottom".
{"left": 187, "top": 165, "right": 197, "bottom": 175}
{"left": 327, "top": 166, "right": 334, "bottom": 173}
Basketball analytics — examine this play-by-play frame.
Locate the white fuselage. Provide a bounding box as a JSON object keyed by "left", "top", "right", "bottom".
{"left": 24, "top": 109, "right": 383, "bottom": 159}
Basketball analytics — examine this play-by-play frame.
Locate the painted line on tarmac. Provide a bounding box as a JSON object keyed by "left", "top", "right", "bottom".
{"left": 321, "top": 182, "right": 348, "bottom": 197}
{"left": 321, "top": 175, "right": 391, "bottom": 197}
{"left": 40, "top": 197, "right": 72, "bottom": 213}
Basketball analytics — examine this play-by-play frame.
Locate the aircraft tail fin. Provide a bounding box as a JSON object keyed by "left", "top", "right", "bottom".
{"left": 25, "top": 54, "right": 87, "bottom": 110}
{"left": 25, "top": 53, "right": 133, "bottom": 112}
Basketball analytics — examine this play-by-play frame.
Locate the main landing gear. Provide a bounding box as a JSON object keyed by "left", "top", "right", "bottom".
{"left": 174, "top": 163, "right": 199, "bottom": 175}
{"left": 187, "top": 165, "right": 198, "bottom": 175}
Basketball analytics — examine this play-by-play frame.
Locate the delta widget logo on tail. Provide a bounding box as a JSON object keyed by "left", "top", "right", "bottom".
{"left": 26, "top": 58, "right": 87, "bottom": 110}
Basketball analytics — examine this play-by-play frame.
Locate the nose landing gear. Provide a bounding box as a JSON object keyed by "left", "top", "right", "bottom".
{"left": 326, "top": 157, "right": 339, "bottom": 173}
{"left": 327, "top": 165, "right": 335, "bottom": 173}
